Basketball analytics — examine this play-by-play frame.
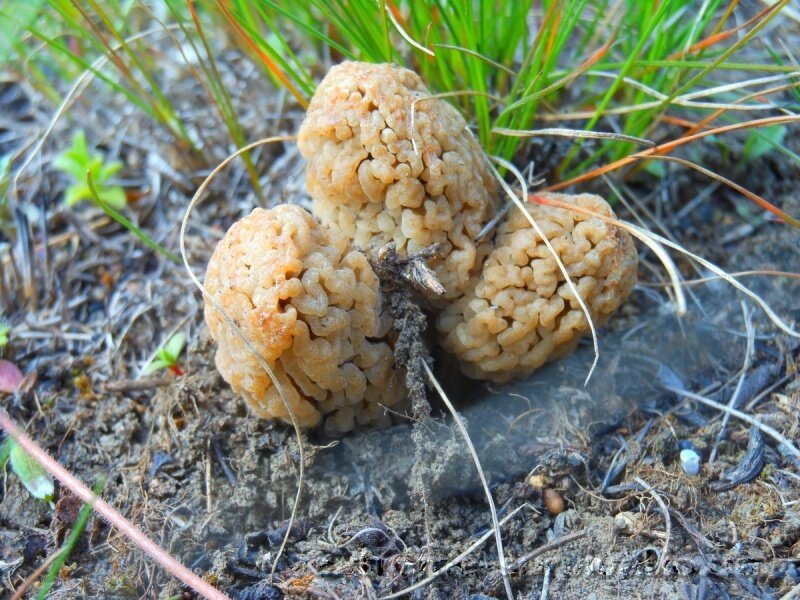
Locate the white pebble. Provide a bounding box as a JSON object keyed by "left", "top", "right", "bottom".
{"left": 680, "top": 448, "right": 701, "bottom": 476}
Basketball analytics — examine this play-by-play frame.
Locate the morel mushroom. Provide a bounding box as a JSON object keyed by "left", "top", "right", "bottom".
{"left": 297, "top": 61, "right": 498, "bottom": 303}
{"left": 204, "top": 205, "right": 405, "bottom": 432}
{"left": 436, "top": 193, "right": 638, "bottom": 382}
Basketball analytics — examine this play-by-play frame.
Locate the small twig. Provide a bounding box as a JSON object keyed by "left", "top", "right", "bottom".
{"left": 101, "top": 377, "right": 171, "bottom": 393}
{"left": 493, "top": 126, "right": 655, "bottom": 147}
{"left": 205, "top": 439, "right": 213, "bottom": 514}
{"left": 326, "top": 506, "right": 343, "bottom": 546}
{"left": 0, "top": 408, "right": 230, "bottom": 600}
{"left": 634, "top": 477, "right": 671, "bottom": 574}
{"left": 506, "top": 529, "right": 589, "bottom": 573}
{"left": 539, "top": 566, "right": 551, "bottom": 600}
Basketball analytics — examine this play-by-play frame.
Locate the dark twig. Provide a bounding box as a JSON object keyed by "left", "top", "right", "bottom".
{"left": 210, "top": 438, "right": 237, "bottom": 486}
{"left": 505, "top": 529, "right": 589, "bottom": 574}
{"left": 634, "top": 477, "right": 671, "bottom": 574}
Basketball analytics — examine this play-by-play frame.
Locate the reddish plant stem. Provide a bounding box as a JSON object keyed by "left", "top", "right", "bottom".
{"left": 0, "top": 407, "right": 230, "bottom": 600}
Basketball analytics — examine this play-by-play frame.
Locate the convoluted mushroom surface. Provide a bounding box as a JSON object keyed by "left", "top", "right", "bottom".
{"left": 204, "top": 205, "right": 405, "bottom": 433}
{"left": 297, "top": 61, "right": 498, "bottom": 303}
{"left": 437, "top": 193, "right": 638, "bottom": 382}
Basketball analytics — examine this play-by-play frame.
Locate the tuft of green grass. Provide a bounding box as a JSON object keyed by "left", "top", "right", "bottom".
{"left": 54, "top": 131, "right": 127, "bottom": 210}
{"left": 211, "top": 0, "right": 799, "bottom": 178}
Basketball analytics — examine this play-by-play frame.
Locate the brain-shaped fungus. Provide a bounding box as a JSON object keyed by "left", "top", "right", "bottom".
{"left": 204, "top": 205, "right": 406, "bottom": 432}
{"left": 298, "top": 61, "right": 498, "bottom": 303}
{"left": 437, "top": 193, "right": 638, "bottom": 382}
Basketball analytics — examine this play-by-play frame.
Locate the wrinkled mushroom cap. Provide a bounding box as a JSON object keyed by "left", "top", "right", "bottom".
{"left": 204, "top": 205, "right": 406, "bottom": 432}
{"left": 436, "top": 193, "right": 638, "bottom": 382}
{"left": 298, "top": 61, "right": 498, "bottom": 304}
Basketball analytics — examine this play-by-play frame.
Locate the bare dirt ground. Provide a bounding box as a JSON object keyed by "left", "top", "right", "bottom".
{"left": 1, "top": 37, "right": 800, "bottom": 600}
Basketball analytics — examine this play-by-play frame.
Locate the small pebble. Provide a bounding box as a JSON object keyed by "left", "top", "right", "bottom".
{"left": 680, "top": 448, "right": 701, "bottom": 475}
{"left": 527, "top": 474, "right": 550, "bottom": 489}
{"left": 543, "top": 488, "right": 565, "bottom": 516}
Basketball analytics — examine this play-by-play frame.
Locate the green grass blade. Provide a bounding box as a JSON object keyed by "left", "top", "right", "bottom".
{"left": 86, "top": 172, "right": 180, "bottom": 264}
{"left": 38, "top": 478, "right": 105, "bottom": 600}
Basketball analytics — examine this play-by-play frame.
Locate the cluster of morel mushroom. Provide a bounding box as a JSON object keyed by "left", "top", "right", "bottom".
{"left": 204, "top": 62, "right": 638, "bottom": 432}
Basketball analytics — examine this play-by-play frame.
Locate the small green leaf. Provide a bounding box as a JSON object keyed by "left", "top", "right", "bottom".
{"left": 99, "top": 160, "right": 123, "bottom": 181}
{"left": 101, "top": 186, "right": 127, "bottom": 211}
{"left": 53, "top": 154, "right": 85, "bottom": 181}
{"left": 72, "top": 130, "right": 87, "bottom": 158}
{"left": 743, "top": 125, "right": 787, "bottom": 161}
{"left": 162, "top": 333, "right": 186, "bottom": 363}
{"left": 8, "top": 439, "right": 54, "bottom": 503}
{"left": 64, "top": 184, "right": 89, "bottom": 207}
{"left": 142, "top": 358, "right": 170, "bottom": 375}
{"left": 0, "top": 439, "right": 10, "bottom": 469}
{"left": 0, "top": 317, "right": 9, "bottom": 347}
{"left": 56, "top": 130, "right": 127, "bottom": 210}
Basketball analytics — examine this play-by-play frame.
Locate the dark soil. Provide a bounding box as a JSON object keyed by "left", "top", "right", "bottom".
{"left": 1, "top": 30, "right": 800, "bottom": 600}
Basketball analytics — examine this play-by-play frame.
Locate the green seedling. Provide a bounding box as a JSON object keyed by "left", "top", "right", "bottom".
{"left": 143, "top": 332, "right": 186, "bottom": 376}
{"left": 0, "top": 153, "right": 11, "bottom": 203}
{"left": 0, "top": 317, "right": 9, "bottom": 347}
{"left": 54, "top": 130, "right": 126, "bottom": 210}
{"left": 1, "top": 438, "right": 55, "bottom": 504}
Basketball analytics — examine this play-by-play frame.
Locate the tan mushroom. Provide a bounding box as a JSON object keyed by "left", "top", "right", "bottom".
{"left": 204, "top": 205, "right": 405, "bottom": 432}
{"left": 297, "top": 61, "right": 498, "bottom": 304}
{"left": 436, "top": 192, "right": 638, "bottom": 382}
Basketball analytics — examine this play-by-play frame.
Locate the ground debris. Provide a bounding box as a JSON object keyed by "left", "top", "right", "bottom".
{"left": 710, "top": 427, "right": 766, "bottom": 492}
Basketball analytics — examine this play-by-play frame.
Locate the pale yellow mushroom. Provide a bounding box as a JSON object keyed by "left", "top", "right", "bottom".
{"left": 298, "top": 61, "right": 498, "bottom": 304}
{"left": 204, "top": 205, "right": 405, "bottom": 433}
{"left": 436, "top": 193, "right": 638, "bottom": 382}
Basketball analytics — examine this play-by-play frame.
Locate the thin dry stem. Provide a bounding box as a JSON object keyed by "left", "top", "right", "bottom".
{"left": 666, "top": 387, "right": 800, "bottom": 459}
{"left": 178, "top": 135, "right": 305, "bottom": 578}
{"left": 493, "top": 126, "right": 654, "bottom": 147}
{"left": 490, "top": 157, "right": 600, "bottom": 385}
{"left": 386, "top": 4, "right": 434, "bottom": 56}
{"left": 378, "top": 504, "right": 536, "bottom": 599}
{"left": 531, "top": 194, "right": 799, "bottom": 335}
{"left": 634, "top": 477, "right": 671, "bottom": 574}
{"left": 422, "top": 361, "right": 513, "bottom": 600}
{"left": 710, "top": 302, "right": 755, "bottom": 463}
